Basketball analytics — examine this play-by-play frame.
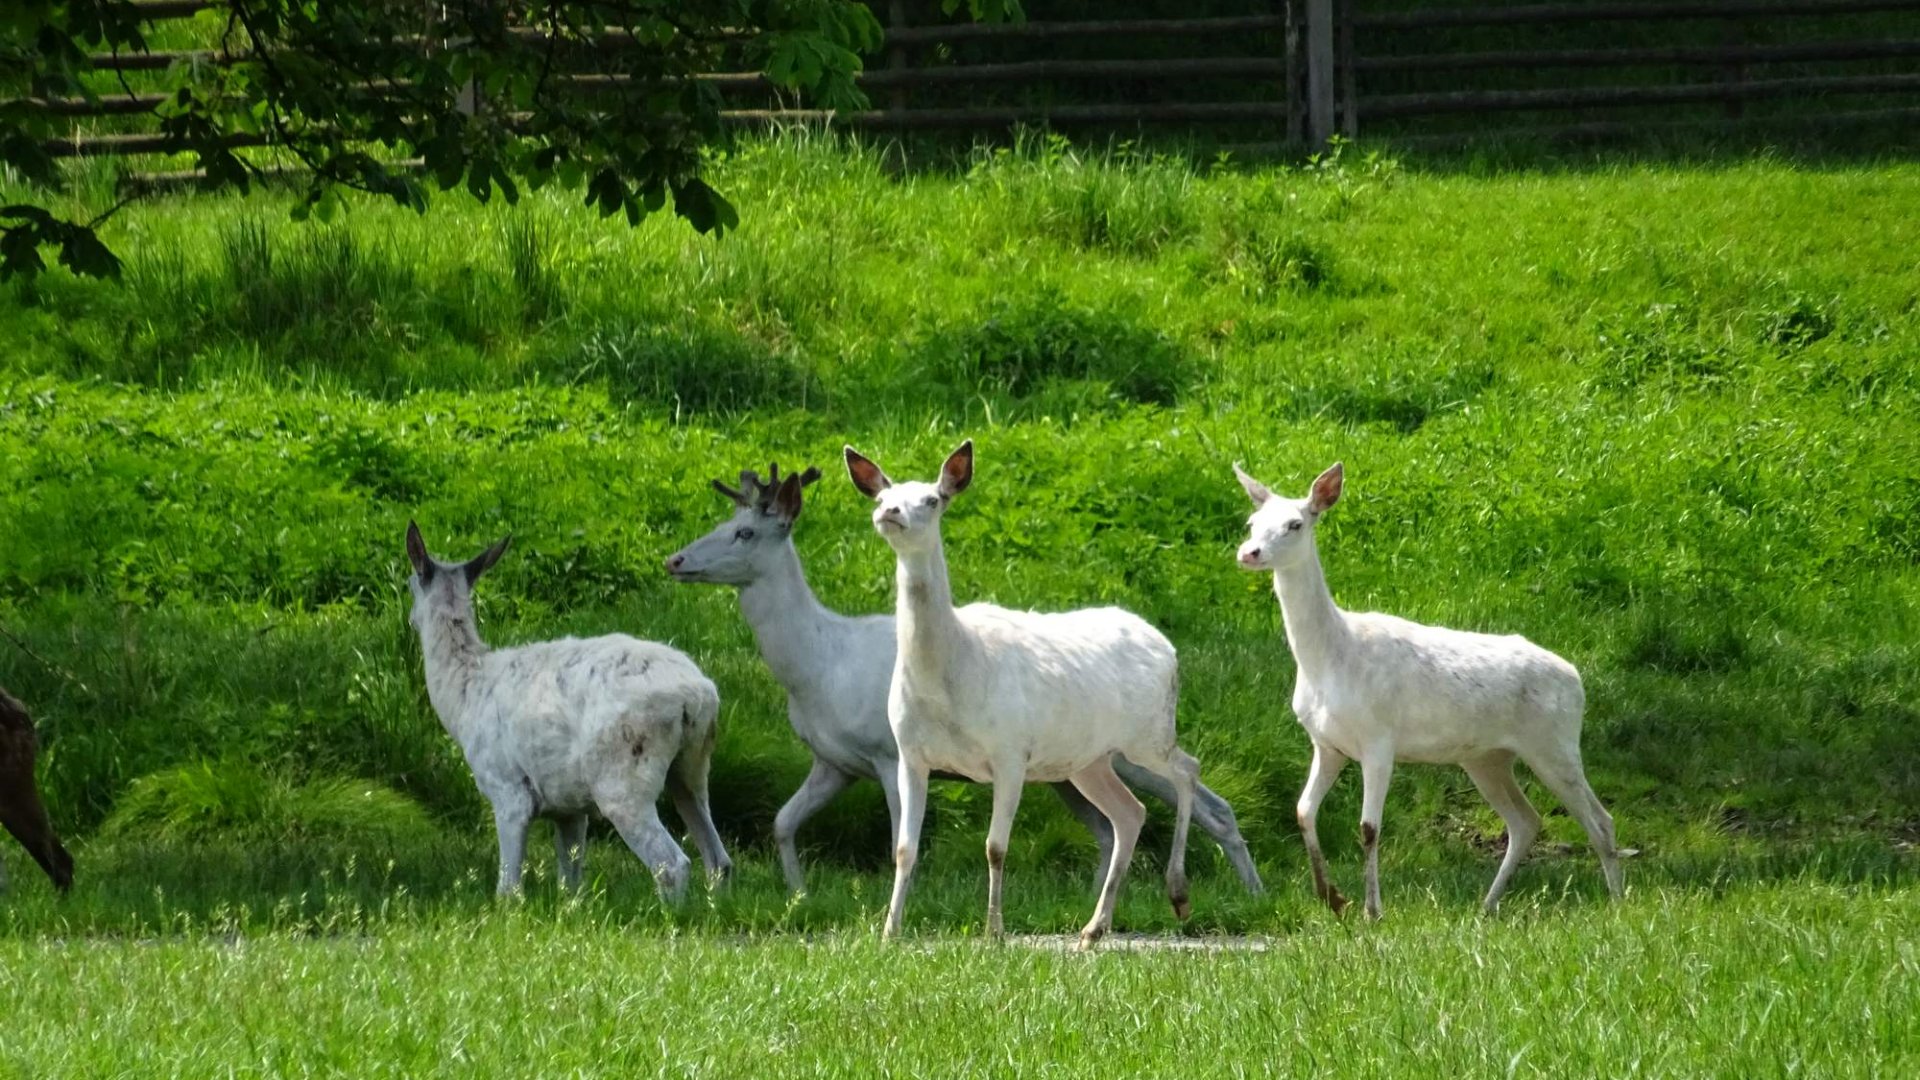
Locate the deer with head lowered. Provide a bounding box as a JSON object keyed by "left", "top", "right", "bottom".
{"left": 666, "top": 462, "right": 1262, "bottom": 898}
{"left": 1232, "top": 461, "right": 1624, "bottom": 918}
{"left": 405, "top": 522, "right": 731, "bottom": 901}
{"left": 1, "top": 686, "right": 74, "bottom": 896}
{"left": 845, "top": 440, "right": 1211, "bottom": 948}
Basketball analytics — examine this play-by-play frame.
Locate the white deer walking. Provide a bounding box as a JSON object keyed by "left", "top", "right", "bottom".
{"left": 1232, "top": 462, "right": 1624, "bottom": 918}
{"left": 666, "top": 462, "right": 1263, "bottom": 896}
{"left": 405, "top": 522, "right": 731, "bottom": 901}
{"left": 847, "top": 440, "right": 1204, "bottom": 947}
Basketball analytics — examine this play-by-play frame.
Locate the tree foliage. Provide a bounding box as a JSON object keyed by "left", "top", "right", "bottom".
{"left": 0, "top": 1, "right": 1021, "bottom": 280}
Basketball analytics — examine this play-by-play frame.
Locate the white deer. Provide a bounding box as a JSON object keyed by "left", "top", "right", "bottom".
{"left": 1232, "top": 462, "right": 1624, "bottom": 918}
{"left": 665, "top": 463, "right": 1262, "bottom": 895}
{"left": 405, "top": 522, "right": 731, "bottom": 901}
{"left": 846, "top": 440, "right": 1203, "bottom": 948}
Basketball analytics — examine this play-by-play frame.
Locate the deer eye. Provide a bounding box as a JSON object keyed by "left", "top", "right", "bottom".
{"left": 921, "top": 495, "right": 937, "bottom": 508}
{"left": 1286, "top": 520, "right": 1303, "bottom": 533}
{"left": 735, "top": 527, "right": 756, "bottom": 542}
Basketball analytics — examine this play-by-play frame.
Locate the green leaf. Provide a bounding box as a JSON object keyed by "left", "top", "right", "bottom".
{"left": 671, "top": 177, "right": 737, "bottom": 236}
{"left": 0, "top": 0, "right": 1028, "bottom": 279}
{"left": 0, "top": 224, "right": 49, "bottom": 280}
{"left": 57, "top": 227, "right": 122, "bottom": 281}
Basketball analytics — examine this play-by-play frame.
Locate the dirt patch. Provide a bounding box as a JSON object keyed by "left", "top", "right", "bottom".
{"left": 1012, "top": 932, "right": 1273, "bottom": 953}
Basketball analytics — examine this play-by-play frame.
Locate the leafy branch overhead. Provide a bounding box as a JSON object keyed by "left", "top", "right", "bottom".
{"left": 0, "top": 1, "right": 1023, "bottom": 281}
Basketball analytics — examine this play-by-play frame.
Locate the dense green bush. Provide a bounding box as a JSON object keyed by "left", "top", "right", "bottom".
{"left": 103, "top": 761, "right": 438, "bottom": 848}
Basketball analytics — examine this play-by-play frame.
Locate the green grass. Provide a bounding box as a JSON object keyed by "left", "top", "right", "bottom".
{"left": 2, "top": 843, "right": 1914, "bottom": 1076}
{"left": 5, "top": 134, "right": 1918, "bottom": 851}
{"left": 2, "top": 132, "right": 1918, "bottom": 1071}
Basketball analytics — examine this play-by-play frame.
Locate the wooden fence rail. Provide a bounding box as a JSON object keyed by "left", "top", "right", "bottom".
{"left": 28, "top": 0, "right": 1920, "bottom": 169}
{"left": 882, "top": 15, "right": 1288, "bottom": 46}
{"left": 1355, "top": 0, "right": 1920, "bottom": 28}
{"left": 1362, "top": 40, "right": 1920, "bottom": 73}
{"left": 1366, "top": 72, "right": 1920, "bottom": 118}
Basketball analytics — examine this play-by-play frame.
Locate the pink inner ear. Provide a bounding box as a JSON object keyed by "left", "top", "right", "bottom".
{"left": 846, "top": 451, "right": 890, "bottom": 496}
{"left": 941, "top": 444, "right": 973, "bottom": 493}
{"left": 1311, "top": 470, "right": 1343, "bottom": 510}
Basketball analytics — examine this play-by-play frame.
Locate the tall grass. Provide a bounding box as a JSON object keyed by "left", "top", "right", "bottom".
{"left": 2, "top": 133, "right": 1918, "bottom": 877}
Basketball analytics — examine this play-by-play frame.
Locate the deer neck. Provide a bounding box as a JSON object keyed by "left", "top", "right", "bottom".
{"left": 893, "top": 535, "right": 964, "bottom": 676}
{"left": 1272, "top": 543, "right": 1350, "bottom": 676}
{"left": 738, "top": 540, "right": 839, "bottom": 693}
{"left": 415, "top": 603, "right": 489, "bottom": 740}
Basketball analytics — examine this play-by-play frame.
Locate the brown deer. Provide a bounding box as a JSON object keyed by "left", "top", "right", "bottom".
{"left": 1, "top": 686, "right": 73, "bottom": 894}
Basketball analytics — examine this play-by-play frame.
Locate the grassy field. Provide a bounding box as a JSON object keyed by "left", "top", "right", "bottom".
{"left": 3, "top": 849, "right": 1914, "bottom": 1076}
{"left": 2, "top": 131, "right": 1918, "bottom": 1072}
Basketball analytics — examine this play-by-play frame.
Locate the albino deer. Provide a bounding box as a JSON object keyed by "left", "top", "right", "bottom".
{"left": 666, "top": 463, "right": 1262, "bottom": 895}
{"left": 1, "top": 686, "right": 73, "bottom": 894}
{"left": 405, "top": 522, "right": 730, "bottom": 901}
{"left": 846, "top": 440, "right": 1203, "bottom": 948}
{"left": 1232, "top": 462, "right": 1624, "bottom": 918}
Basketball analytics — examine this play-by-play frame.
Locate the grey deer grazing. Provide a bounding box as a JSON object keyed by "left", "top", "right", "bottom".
{"left": 666, "top": 462, "right": 1262, "bottom": 895}
{"left": 406, "top": 523, "right": 731, "bottom": 901}
{"left": 1, "top": 686, "right": 73, "bottom": 895}
{"left": 1232, "top": 462, "right": 1624, "bottom": 918}
{"left": 848, "top": 440, "right": 1209, "bottom": 948}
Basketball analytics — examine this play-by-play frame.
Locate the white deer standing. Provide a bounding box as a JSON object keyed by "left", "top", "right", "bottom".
{"left": 1232, "top": 462, "right": 1624, "bottom": 918}
{"left": 846, "top": 440, "right": 1203, "bottom": 948}
{"left": 665, "top": 463, "right": 1262, "bottom": 895}
{"left": 405, "top": 522, "right": 731, "bottom": 901}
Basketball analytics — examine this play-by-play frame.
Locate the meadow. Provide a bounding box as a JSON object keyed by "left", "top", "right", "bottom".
{"left": 2, "top": 131, "right": 1918, "bottom": 1073}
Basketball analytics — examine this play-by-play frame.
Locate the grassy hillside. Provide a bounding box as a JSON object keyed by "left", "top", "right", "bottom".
{"left": 2, "top": 134, "right": 1918, "bottom": 898}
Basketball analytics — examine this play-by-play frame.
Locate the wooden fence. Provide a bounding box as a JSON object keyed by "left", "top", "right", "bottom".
{"left": 21, "top": 0, "right": 1920, "bottom": 174}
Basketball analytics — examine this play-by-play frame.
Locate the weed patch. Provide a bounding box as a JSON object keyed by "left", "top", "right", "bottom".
{"left": 103, "top": 760, "right": 439, "bottom": 847}
{"left": 917, "top": 289, "right": 1194, "bottom": 408}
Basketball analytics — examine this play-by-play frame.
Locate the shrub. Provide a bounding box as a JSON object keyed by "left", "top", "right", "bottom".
{"left": 918, "top": 289, "right": 1195, "bottom": 408}
{"left": 102, "top": 761, "right": 441, "bottom": 847}
{"left": 565, "top": 321, "right": 810, "bottom": 415}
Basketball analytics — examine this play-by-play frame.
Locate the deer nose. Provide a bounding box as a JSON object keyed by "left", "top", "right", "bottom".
{"left": 666, "top": 553, "right": 685, "bottom": 571}
{"left": 1240, "top": 546, "right": 1262, "bottom": 566}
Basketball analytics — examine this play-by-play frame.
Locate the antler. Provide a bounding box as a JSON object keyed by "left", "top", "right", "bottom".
{"left": 712, "top": 463, "right": 821, "bottom": 510}
{"left": 712, "top": 466, "right": 761, "bottom": 506}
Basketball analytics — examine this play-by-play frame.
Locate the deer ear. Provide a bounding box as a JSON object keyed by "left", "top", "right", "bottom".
{"left": 1307, "top": 462, "right": 1344, "bottom": 514}
{"left": 772, "top": 473, "right": 804, "bottom": 522}
{"left": 1232, "top": 463, "right": 1271, "bottom": 507}
{"left": 939, "top": 439, "right": 973, "bottom": 499}
{"left": 844, "top": 446, "right": 892, "bottom": 499}
{"left": 405, "top": 521, "right": 434, "bottom": 581}
{"left": 463, "top": 534, "right": 512, "bottom": 586}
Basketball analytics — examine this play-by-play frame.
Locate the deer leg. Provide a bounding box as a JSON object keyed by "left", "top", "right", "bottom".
{"left": 772, "top": 758, "right": 854, "bottom": 894}
{"left": 1067, "top": 760, "right": 1146, "bottom": 949}
{"left": 883, "top": 758, "right": 930, "bottom": 940}
{"left": 984, "top": 762, "right": 1028, "bottom": 939}
{"left": 1358, "top": 751, "right": 1395, "bottom": 921}
{"left": 1463, "top": 752, "right": 1541, "bottom": 914}
{"left": 1296, "top": 742, "right": 1349, "bottom": 914}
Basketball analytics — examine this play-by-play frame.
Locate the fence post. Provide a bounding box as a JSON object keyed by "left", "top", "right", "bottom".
{"left": 888, "top": 0, "right": 910, "bottom": 115}
{"left": 1722, "top": 21, "right": 1746, "bottom": 119}
{"left": 1337, "top": 0, "right": 1358, "bottom": 138}
{"left": 1306, "top": 0, "right": 1335, "bottom": 144}
{"left": 438, "top": 2, "right": 479, "bottom": 117}
{"left": 1284, "top": 2, "right": 1304, "bottom": 145}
